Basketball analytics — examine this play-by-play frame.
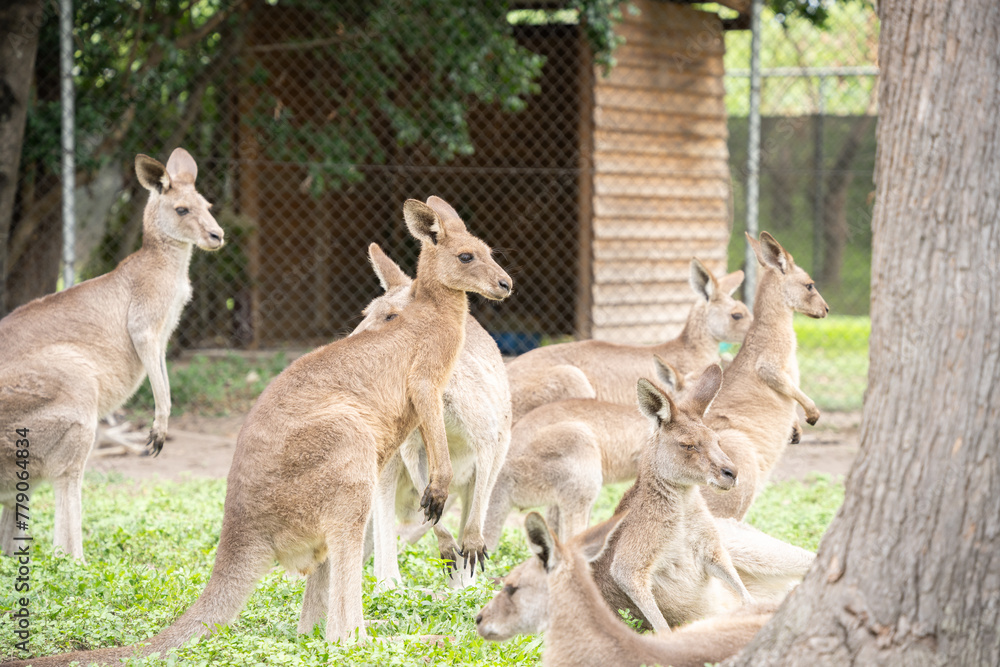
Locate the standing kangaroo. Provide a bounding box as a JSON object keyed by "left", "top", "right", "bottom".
{"left": 353, "top": 243, "right": 511, "bottom": 587}
{"left": 0, "top": 148, "right": 223, "bottom": 560}
{"left": 590, "top": 366, "right": 754, "bottom": 632}
{"left": 701, "top": 231, "right": 829, "bottom": 520}
{"left": 478, "top": 512, "right": 776, "bottom": 667}
{"left": 12, "top": 197, "right": 512, "bottom": 666}
{"left": 507, "top": 258, "right": 750, "bottom": 420}
{"left": 481, "top": 356, "right": 688, "bottom": 547}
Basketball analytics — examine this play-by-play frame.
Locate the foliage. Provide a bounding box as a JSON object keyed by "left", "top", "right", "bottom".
{"left": 0, "top": 474, "right": 843, "bottom": 665}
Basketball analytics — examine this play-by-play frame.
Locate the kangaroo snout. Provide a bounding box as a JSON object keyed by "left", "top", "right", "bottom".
{"left": 201, "top": 224, "right": 225, "bottom": 251}
{"left": 711, "top": 461, "right": 738, "bottom": 490}
{"left": 485, "top": 272, "right": 513, "bottom": 300}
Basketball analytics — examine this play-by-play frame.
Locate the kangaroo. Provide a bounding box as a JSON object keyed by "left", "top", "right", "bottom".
{"left": 507, "top": 258, "right": 750, "bottom": 420}
{"left": 700, "top": 231, "right": 829, "bottom": 520}
{"left": 11, "top": 197, "right": 512, "bottom": 665}
{"left": 477, "top": 511, "right": 775, "bottom": 667}
{"left": 589, "top": 366, "right": 754, "bottom": 632}
{"left": 0, "top": 148, "right": 223, "bottom": 560}
{"left": 476, "top": 517, "right": 809, "bottom": 643}
{"left": 481, "top": 356, "right": 688, "bottom": 548}
{"left": 352, "top": 244, "right": 511, "bottom": 588}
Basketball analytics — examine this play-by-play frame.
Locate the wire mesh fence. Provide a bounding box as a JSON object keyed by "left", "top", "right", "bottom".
{"left": 4, "top": 0, "right": 877, "bottom": 413}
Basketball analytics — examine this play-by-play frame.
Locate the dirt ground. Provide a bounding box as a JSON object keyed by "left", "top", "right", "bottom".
{"left": 89, "top": 411, "right": 862, "bottom": 483}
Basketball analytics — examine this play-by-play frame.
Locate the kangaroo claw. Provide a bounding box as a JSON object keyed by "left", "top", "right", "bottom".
{"left": 420, "top": 486, "right": 447, "bottom": 524}
{"left": 144, "top": 430, "right": 166, "bottom": 457}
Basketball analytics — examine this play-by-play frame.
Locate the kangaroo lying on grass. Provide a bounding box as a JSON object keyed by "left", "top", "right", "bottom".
{"left": 700, "top": 232, "right": 829, "bottom": 520}
{"left": 477, "top": 511, "right": 777, "bottom": 667}
{"left": 10, "top": 197, "right": 512, "bottom": 666}
{"left": 353, "top": 244, "right": 511, "bottom": 588}
{"left": 507, "top": 258, "right": 750, "bottom": 421}
{"left": 589, "top": 366, "right": 755, "bottom": 632}
{"left": 0, "top": 149, "right": 223, "bottom": 560}
{"left": 480, "top": 355, "right": 689, "bottom": 547}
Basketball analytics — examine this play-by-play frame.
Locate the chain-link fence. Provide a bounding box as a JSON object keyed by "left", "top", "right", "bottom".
{"left": 3, "top": 0, "right": 877, "bottom": 413}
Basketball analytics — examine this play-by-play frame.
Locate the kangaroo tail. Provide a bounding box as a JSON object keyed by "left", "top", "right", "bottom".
{"left": 3, "top": 523, "right": 272, "bottom": 666}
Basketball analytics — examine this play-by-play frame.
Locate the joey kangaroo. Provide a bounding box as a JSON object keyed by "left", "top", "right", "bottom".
{"left": 507, "top": 258, "right": 750, "bottom": 420}
{"left": 477, "top": 512, "right": 775, "bottom": 667}
{"left": 11, "top": 197, "right": 512, "bottom": 665}
{"left": 590, "top": 366, "right": 754, "bottom": 632}
{"left": 701, "top": 231, "right": 829, "bottom": 520}
{"left": 481, "top": 355, "right": 688, "bottom": 547}
{"left": 352, "top": 243, "right": 511, "bottom": 588}
{"left": 0, "top": 148, "right": 223, "bottom": 560}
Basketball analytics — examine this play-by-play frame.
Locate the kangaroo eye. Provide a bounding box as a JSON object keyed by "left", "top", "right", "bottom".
{"left": 458, "top": 253, "right": 474, "bottom": 263}
{"left": 731, "top": 313, "right": 743, "bottom": 320}
{"left": 806, "top": 283, "right": 815, "bottom": 292}
{"left": 385, "top": 313, "right": 398, "bottom": 322}
{"left": 175, "top": 207, "right": 189, "bottom": 216}
{"left": 682, "top": 444, "right": 697, "bottom": 452}
{"left": 503, "top": 584, "right": 518, "bottom": 595}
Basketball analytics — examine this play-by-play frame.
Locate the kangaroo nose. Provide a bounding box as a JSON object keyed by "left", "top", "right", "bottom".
{"left": 475, "top": 613, "right": 483, "bottom": 625}
{"left": 498, "top": 279, "right": 511, "bottom": 293}
{"left": 721, "top": 467, "right": 736, "bottom": 481}
{"left": 209, "top": 232, "right": 222, "bottom": 243}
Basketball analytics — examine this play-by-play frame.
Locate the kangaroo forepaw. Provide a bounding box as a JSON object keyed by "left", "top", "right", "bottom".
{"left": 460, "top": 537, "right": 487, "bottom": 576}
{"left": 790, "top": 422, "right": 802, "bottom": 444}
{"left": 144, "top": 430, "right": 166, "bottom": 457}
{"left": 420, "top": 486, "right": 447, "bottom": 525}
{"left": 805, "top": 410, "right": 820, "bottom": 426}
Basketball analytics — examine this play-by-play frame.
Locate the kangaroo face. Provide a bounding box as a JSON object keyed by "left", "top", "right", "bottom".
{"left": 476, "top": 557, "right": 549, "bottom": 641}
{"left": 782, "top": 262, "right": 829, "bottom": 319}
{"left": 404, "top": 197, "right": 512, "bottom": 301}
{"left": 135, "top": 148, "right": 224, "bottom": 251}
{"left": 159, "top": 180, "right": 224, "bottom": 251}
{"left": 637, "top": 365, "right": 736, "bottom": 490}
{"left": 690, "top": 259, "right": 752, "bottom": 344}
{"left": 748, "top": 232, "right": 829, "bottom": 320}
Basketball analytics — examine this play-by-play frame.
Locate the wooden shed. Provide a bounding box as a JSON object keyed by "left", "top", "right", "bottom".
{"left": 235, "top": 0, "right": 744, "bottom": 348}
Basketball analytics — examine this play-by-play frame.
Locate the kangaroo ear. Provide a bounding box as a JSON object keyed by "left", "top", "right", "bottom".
{"left": 135, "top": 154, "right": 170, "bottom": 194}
{"left": 684, "top": 364, "right": 723, "bottom": 418}
{"left": 525, "top": 512, "right": 561, "bottom": 572}
{"left": 576, "top": 510, "right": 628, "bottom": 562}
{"left": 637, "top": 378, "right": 675, "bottom": 428}
{"left": 368, "top": 243, "right": 412, "bottom": 292}
{"left": 652, "top": 355, "right": 682, "bottom": 395}
{"left": 165, "top": 147, "right": 198, "bottom": 182}
{"left": 717, "top": 270, "right": 745, "bottom": 297}
{"left": 404, "top": 199, "right": 445, "bottom": 245}
{"left": 689, "top": 258, "right": 716, "bottom": 301}
{"left": 757, "top": 232, "right": 790, "bottom": 274}
{"left": 425, "top": 196, "right": 468, "bottom": 235}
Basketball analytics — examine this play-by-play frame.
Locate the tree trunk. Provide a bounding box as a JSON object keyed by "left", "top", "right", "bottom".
{"left": 0, "top": 0, "right": 45, "bottom": 316}
{"left": 730, "top": 1, "right": 1000, "bottom": 665}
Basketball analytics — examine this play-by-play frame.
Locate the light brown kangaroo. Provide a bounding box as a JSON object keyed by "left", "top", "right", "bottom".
{"left": 10, "top": 197, "right": 512, "bottom": 666}
{"left": 0, "top": 148, "right": 223, "bottom": 560}
{"left": 481, "top": 355, "right": 688, "bottom": 547}
{"left": 353, "top": 244, "right": 511, "bottom": 588}
{"left": 507, "top": 258, "right": 750, "bottom": 420}
{"left": 701, "top": 231, "right": 829, "bottom": 520}
{"left": 478, "top": 511, "right": 775, "bottom": 667}
{"left": 590, "top": 366, "right": 754, "bottom": 633}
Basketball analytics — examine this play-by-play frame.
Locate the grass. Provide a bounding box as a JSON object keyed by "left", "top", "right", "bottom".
{"left": 0, "top": 474, "right": 844, "bottom": 666}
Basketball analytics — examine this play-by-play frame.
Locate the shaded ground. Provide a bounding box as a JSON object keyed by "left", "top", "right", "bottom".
{"left": 89, "top": 411, "right": 861, "bottom": 483}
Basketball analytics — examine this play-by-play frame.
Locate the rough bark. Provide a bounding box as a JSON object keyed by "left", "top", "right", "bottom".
{"left": 730, "top": 1, "right": 1000, "bottom": 665}
{"left": 0, "top": 0, "right": 45, "bottom": 316}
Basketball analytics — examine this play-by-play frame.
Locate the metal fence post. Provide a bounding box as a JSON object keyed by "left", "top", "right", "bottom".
{"left": 744, "top": 0, "right": 762, "bottom": 312}
{"left": 60, "top": 0, "right": 75, "bottom": 289}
